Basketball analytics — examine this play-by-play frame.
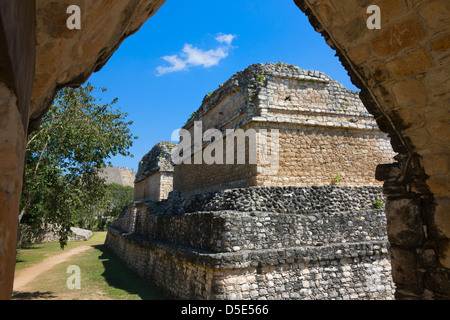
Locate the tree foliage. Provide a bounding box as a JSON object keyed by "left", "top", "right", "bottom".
{"left": 104, "top": 183, "right": 134, "bottom": 220}
{"left": 73, "top": 183, "right": 134, "bottom": 232}
{"left": 20, "top": 83, "right": 136, "bottom": 247}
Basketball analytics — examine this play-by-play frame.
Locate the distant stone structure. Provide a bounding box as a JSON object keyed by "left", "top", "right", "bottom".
{"left": 106, "top": 63, "right": 396, "bottom": 300}
{"left": 98, "top": 166, "right": 135, "bottom": 188}
{"left": 21, "top": 226, "right": 93, "bottom": 244}
{"left": 134, "top": 142, "right": 176, "bottom": 201}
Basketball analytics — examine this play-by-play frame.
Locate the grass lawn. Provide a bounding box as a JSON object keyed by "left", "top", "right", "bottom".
{"left": 13, "top": 232, "right": 170, "bottom": 300}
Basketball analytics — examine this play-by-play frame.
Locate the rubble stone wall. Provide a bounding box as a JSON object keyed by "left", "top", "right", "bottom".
{"left": 106, "top": 185, "right": 395, "bottom": 300}
{"left": 106, "top": 228, "right": 394, "bottom": 300}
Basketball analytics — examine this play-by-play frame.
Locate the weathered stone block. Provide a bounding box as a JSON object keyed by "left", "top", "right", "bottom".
{"left": 106, "top": 227, "right": 394, "bottom": 300}
{"left": 389, "top": 247, "right": 423, "bottom": 295}
{"left": 418, "top": 0, "right": 450, "bottom": 31}
{"left": 377, "top": 0, "right": 409, "bottom": 25}
{"left": 385, "top": 49, "right": 432, "bottom": 77}
{"left": 371, "top": 19, "right": 425, "bottom": 56}
{"left": 392, "top": 79, "right": 427, "bottom": 106}
{"left": 429, "top": 33, "right": 450, "bottom": 51}
{"left": 347, "top": 43, "right": 372, "bottom": 65}
{"left": 424, "top": 267, "right": 450, "bottom": 299}
{"left": 385, "top": 198, "right": 425, "bottom": 247}
{"left": 375, "top": 163, "right": 402, "bottom": 182}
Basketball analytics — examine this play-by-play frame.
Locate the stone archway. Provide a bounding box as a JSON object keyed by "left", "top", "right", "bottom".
{"left": 0, "top": 0, "right": 448, "bottom": 299}
{"left": 0, "top": 0, "right": 167, "bottom": 300}
{"left": 294, "top": 0, "right": 449, "bottom": 299}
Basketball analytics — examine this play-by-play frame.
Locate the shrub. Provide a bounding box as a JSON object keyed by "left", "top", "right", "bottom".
{"left": 373, "top": 200, "right": 384, "bottom": 209}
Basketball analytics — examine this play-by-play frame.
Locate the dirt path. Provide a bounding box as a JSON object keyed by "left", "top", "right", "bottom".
{"left": 13, "top": 245, "right": 92, "bottom": 291}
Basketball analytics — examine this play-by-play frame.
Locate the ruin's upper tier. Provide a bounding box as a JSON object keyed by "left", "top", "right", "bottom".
{"left": 184, "top": 62, "right": 380, "bottom": 132}
{"left": 135, "top": 141, "right": 176, "bottom": 183}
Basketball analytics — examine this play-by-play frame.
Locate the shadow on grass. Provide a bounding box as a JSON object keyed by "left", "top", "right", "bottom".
{"left": 93, "top": 244, "right": 172, "bottom": 300}
{"left": 17, "top": 244, "right": 43, "bottom": 250}
{"left": 12, "top": 291, "right": 56, "bottom": 300}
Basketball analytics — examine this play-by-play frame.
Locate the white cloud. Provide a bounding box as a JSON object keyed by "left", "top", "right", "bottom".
{"left": 183, "top": 44, "right": 228, "bottom": 68}
{"left": 156, "top": 55, "right": 188, "bottom": 75}
{"left": 156, "top": 34, "right": 236, "bottom": 76}
{"left": 215, "top": 34, "right": 236, "bottom": 46}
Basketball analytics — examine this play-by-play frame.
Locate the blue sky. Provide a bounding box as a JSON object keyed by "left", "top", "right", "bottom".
{"left": 88, "top": 0, "right": 359, "bottom": 172}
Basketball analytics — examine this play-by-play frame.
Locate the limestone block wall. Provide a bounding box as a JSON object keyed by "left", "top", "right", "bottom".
{"left": 1, "top": 0, "right": 445, "bottom": 301}
{"left": 255, "top": 123, "right": 393, "bottom": 187}
{"left": 0, "top": 0, "right": 167, "bottom": 299}
{"left": 159, "top": 172, "right": 174, "bottom": 201}
{"left": 134, "top": 172, "right": 173, "bottom": 202}
{"left": 134, "top": 142, "right": 175, "bottom": 201}
{"left": 173, "top": 63, "right": 395, "bottom": 196}
{"left": 98, "top": 166, "right": 135, "bottom": 187}
{"left": 174, "top": 162, "right": 257, "bottom": 196}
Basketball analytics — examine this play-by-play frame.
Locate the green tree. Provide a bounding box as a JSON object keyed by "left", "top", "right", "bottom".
{"left": 20, "top": 83, "right": 136, "bottom": 247}
{"left": 72, "top": 183, "right": 134, "bottom": 231}
{"left": 102, "top": 183, "right": 134, "bottom": 229}
{"left": 104, "top": 183, "right": 134, "bottom": 218}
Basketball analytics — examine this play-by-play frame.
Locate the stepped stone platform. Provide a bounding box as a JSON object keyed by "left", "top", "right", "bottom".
{"left": 105, "top": 186, "right": 395, "bottom": 300}
{"left": 105, "top": 63, "right": 396, "bottom": 300}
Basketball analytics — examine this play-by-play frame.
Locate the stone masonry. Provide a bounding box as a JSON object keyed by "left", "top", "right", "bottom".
{"left": 106, "top": 186, "right": 395, "bottom": 300}
{"left": 98, "top": 166, "right": 136, "bottom": 188}
{"left": 134, "top": 142, "right": 176, "bottom": 201}
{"left": 0, "top": 0, "right": 167, "bottom": 298}
{"left": 1, "top": 0, "right": 447, "bottom": 300}
{"left": 106, "top": 63, "right": 396, "bottom": 300}
{"left": 294, "top": 0, "right": 450, "bottom": 299}
{"left": 174, "top": 63, "right": 395, "bottom": 196}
